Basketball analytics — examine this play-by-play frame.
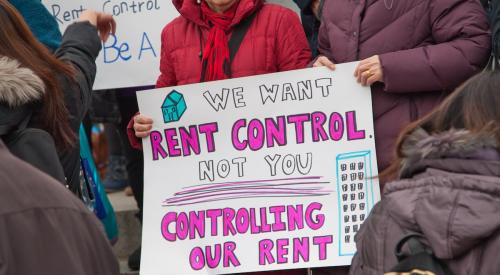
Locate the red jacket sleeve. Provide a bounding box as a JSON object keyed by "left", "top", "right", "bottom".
{"left": 129, "top": 24, "right": 179, "bottom": 151}
{"left": 275, "top": 8, "right": 312, "bottom": 71}
{"left": 127, "top": 113, "right": 143, "bottom": 150}
{"left": 379, "top": 0, "right": 491, "bottom": 93}
{"left": 156, "top": 25, "right": 177, "bottom": 88}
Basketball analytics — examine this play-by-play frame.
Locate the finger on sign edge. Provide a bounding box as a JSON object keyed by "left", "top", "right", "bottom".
{"left": 355, "top": 63, "right": 368, "bottom": 77}
{"left": 366, "top": 75, "right": 378, "bottom": 86}
{"left": 136, "top": 116, "right": 153, "bottom": 124}
{"left": 321, "top": 57, "right": 335, "bottom": 70}
{"left": 360, "top": 71, "right": 370, "bottom": 85}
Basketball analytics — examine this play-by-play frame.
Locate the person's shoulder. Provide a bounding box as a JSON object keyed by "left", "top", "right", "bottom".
{"left": 162, "top": 15, "right": 190, "bottom": 35}
{"left": 258, "top": 3, "right": 302, "bottom": 33}
{"left": 160, "top": 15, "right": 195, "bottom": 46}
{"left": 257, "top": 4, "right": 300, "bottom": 24}
{"left": 259, "top": 3, "right": 299, "bottom": 18}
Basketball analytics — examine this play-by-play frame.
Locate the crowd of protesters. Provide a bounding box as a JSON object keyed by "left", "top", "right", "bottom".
{"left": 0, "top": 0, "right": 498, "bottom": 274}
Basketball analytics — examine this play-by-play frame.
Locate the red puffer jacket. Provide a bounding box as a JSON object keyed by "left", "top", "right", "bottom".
{"left": 128, "top": 1, "right": 311, "bottom": 275}
{"left": 157, "top": 0, "right": 311, "bottom": 87}
{"left": 128, "top": 0, "right": 311, "bottom": 149}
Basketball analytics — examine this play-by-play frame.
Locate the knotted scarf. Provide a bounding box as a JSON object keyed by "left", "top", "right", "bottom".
{"left": 200, "top": 1, "right": 238, "bottom": 81}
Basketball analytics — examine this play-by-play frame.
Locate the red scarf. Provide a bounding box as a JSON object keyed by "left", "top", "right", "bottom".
{"left": 200, "top": 1, "right": 238, "bottom": 82}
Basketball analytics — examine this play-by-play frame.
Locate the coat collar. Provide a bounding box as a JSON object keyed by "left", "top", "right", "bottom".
{"left": 172, "top": 0, "right": 263, "bottom": 29}
{"left": 0, "top": 56, "right": 45, "bottom": 107}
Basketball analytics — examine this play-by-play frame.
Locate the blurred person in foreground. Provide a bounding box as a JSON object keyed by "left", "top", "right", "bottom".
{"left": 0, "top": 139, "right": 119, "bottom": 275}
{"left": 350, "top": 70, "right": 500, "bottom": 274}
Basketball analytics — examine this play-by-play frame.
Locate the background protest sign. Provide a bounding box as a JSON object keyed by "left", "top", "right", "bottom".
{"left": 41, "top": 0, "right": 178, "bottom": 90}
{"left": 137, "top": 63, "right": 381, "bottom": 274}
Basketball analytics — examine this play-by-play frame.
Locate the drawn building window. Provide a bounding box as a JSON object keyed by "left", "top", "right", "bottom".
{"left": 336, "top": 151, "right": 375, "bottom": 256}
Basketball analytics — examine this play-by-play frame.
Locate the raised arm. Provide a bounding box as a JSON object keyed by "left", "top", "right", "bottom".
{"left": 54, "top": 11, "right": 115, "bottom": 118}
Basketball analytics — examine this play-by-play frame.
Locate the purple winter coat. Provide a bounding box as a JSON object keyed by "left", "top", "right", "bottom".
{"left": 318, "top": 0, "right": 491, "bottom": 171}
{"left": 349, "top": 129, "right": 500, "bottom": 274}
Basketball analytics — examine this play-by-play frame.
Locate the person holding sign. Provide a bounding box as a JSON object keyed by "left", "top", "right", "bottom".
{"left": 130, "top": 0, "right": 311, "bottom": 141}
{"left": 127, "top": 1, "right": 310, "bottom": 273}
{"left": 313, "top": 0, "right": 491, "bottom": 177}
{"left": 350, "top": 70, "right": 500, "bottom": 275}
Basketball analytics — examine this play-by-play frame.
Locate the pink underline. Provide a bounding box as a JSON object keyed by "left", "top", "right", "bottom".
{"left": 163, "top": 193, "right": 331, "bottom": 207}
{"left": 175, "top": 181, "right": 330, "bottom": 196}
{"left": 181, "top": 176, "right": 323, "bottom": 194}
{"left": 165, "top": 189, "right": 333, "bottom": 204}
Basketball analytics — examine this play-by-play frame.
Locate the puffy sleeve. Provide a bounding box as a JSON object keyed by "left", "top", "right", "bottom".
{"left": 55, "top": 21, "right": 101, "bottom": 120}
{"left": 156, "top": 25, "right": 177, "bottom": 88}
{"left": 275, "top": 8, "right": 312, "bottom": 71}
{"left": 379, "top": 0, "right": 491, "bottom": 93}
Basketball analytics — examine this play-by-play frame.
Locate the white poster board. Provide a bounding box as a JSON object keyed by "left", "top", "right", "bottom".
{"left": 41, "top": 0, "right": 178, "bottom": 90}
{"left": 137, "top": 64, "right": 381, "bottom": 275}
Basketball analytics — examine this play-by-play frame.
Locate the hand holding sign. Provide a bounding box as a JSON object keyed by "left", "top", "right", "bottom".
{"left": 134, "top": 113, "right": 154, "bottom": 138}
{"left": 354, "top": 55, "right": 384, "bottom": 87}
{"left": 313, "top": 56, "right": 336, "bottom": 70}
{"left": 78, "top": 10, "right": 116, "bottom": 42}
{"left": 137, "top": 65, "right": 381, "bottom": 275}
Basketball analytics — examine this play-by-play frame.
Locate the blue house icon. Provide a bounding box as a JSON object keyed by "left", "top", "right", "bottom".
{"left": 161, "top": 90, "right": 187, "bottom": 123}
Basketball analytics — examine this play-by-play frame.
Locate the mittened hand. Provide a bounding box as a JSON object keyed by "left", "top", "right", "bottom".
{"left": 79, "top": 10, "right": 116, "bottom": 42}
{"left": 354, "top": 55, "right": 384, "bottom": 86}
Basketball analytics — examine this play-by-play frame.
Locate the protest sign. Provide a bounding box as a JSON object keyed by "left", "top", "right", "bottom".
{"left": 41, "top": 0, "right": 178, "bottom": 90}
{"left": 137, "top": 63, "right": 381, "bottom": 274}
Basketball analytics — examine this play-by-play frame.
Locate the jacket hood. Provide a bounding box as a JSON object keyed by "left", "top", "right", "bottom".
{"left": 172, "top": 0, "right": 263, "bottom": 28}
{"left": 0, "top": 56, "right": 45, "bottom": 107}
{"left": 384, "top": 129, "right": 500, "bottom": 260}
{"left": 400, "top": 128, "right": 500, "bottom": 178}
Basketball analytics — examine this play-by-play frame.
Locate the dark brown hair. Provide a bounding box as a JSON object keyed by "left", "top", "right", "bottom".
{"left": 381, "top": 70, "right": 500, "bottom": 182}
{"left": 0, "top": 0, "right": 76, "bottom": 149}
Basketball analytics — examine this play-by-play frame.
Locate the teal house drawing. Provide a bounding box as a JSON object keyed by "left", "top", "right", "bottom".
{"left": 161, "top": 90, "right": 187, "bottom": 123}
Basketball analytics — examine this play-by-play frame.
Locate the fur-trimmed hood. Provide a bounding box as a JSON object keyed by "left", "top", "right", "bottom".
{"left": 0, "top": 56, "right": 45, "bottom": 107}
{"left": 381, "top": 128, "right": 500, "bottom": 261}
{"left": 399, "top": 128, "right": 500, "bottom": 178}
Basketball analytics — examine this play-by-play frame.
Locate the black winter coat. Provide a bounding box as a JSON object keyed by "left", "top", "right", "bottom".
{"left": 0, "top": 21, "right": 101, "bottom": 193}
